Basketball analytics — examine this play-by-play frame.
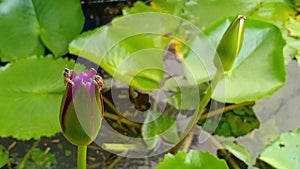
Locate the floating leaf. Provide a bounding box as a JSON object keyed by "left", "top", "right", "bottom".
{"left": 223, "top": 142, "right": 253, "bottom": 166}
{"left": 123, "top": 0, "right": 186, "bottom": 16}
{"left": 183, "top": 0, "right": 296, "bottom": 29}
{"left": 0, "top": 145, "right": 9, "bottom": 168}
{"left": 0, "top": 0, "right": 84, "bottom": 61}
{"left": 258, "top": 128, "right": 300, "bottom": 169}
{"left": 183, "top": 0, "right": 259, "bottom": 29}
{"left": 0, "top": 57, "right": 85, "bottom": 140}
{"left": 69, "top": 12, "right": 201, "bottom": 90}
{"left": 249, "top": 0, "right": 296, "bottom": 27}
{"left": 286, "top": 17, "right": 300, "bottom": 38}
{"left": 156, "top": 150, "right": 229, "bottom": 169}
{"left": 217, "top": 149, "right": 248, "bottom": 169}
{"left": 283, "top": 34, "right": 300, "bottom": 65}
{"left": 31, "top": 148, "right": 57, "bottom": 167}
{"left": 183, "top": 0, "right": 297, "bottom": 65}
{"left": 149, "top": 0, "right": 187, "bottom": 16}
{"left": 167, "top": 88, "right": 200, "bottom": 110}
{"left": 255, "top": 158, "right": 276, "bottom": 169}
{"left": 164, "top": 77, "right": 207, "bottom": 109}
{"left": 142, "top": 111, "right": 179, "bottom": 150}
{"left": 65, "top": 150, "right": 72, "bottom": 157}
{"left": 200, "top": 105, "right": 259, "bottom": 137}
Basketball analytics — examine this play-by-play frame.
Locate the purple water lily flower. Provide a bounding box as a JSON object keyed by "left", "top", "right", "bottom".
{"left": 60, "top": 68, "right": 104, "bottom": 146}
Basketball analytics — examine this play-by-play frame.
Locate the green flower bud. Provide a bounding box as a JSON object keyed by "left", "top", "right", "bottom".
{"left": 214, "top": 15, "right": 246, "bottom": 71}
{"left": 60, "top": 68, "right": 104, "bottom": 146}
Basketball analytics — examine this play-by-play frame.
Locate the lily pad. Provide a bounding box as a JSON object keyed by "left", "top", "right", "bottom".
{"left": 142, "top": 111, "right": 179, "bottom": 150}
{"left": 0, "top": 57, "right": 85, "bottom": 140}
{"left": 165, "top": 77, "right": 207, "bottom": 109}
{"left": 223, "top": 142, "right": 253, "bottom": 166}
{"left": 183, "top": 0, "right": 260, "bottom": 29}
{"left": 0, "top": 0, "right": 84, "bottom": 61}
{"left": 286, "top": 17, "right": 300, "bottom": 38}
{"left": 69, "top": 12, "right": 204, "bottom": 91}
{"left": 249, "top": 0, "right": 296, "bottom": 27}
{"left": 182, "top": 0, "right": 297, "bottom": 66}
{"left": 123, "top": 0, "right": 187, "bottom": 16}
{"left": 200, "top": 105, "right": 259, "bottom": 137}
{"left": 183, "top": 0, "right": 296, "bottom": 29}
{"left": 258, "top": 128, "right": 300, "bottom": 169}
{"left": 0, "top": 145, "right": 9, "bottom": 168}
{"left": 31, "top": 148, "right": 57, "bottom": 167}
{"left": 156, "top": 150, "right": 229, "bottom": 169}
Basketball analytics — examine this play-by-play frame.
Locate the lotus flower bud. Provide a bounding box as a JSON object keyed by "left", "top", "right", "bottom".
{"left": 60, "top": 68, "right": 104, "bottom": 146}
{"left": 214, "top": 15, "right": 246, "bottom": 71}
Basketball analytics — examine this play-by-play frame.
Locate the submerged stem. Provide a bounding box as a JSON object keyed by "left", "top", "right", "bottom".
{"left": 77, "top": 145, "right": 87, "bottom": 169}
{"left": 107, "top": 156, "right": 123, "bottom": 169}
{"left": 102, "top": 96, "right": 122, "bottom": 116}
{"left": 104, "top": 111, "right": 141, "bottom": 128}
{"left": 17, "top": 140, "right": 39, "bottom": 169}
{"left": 199, "top": 101, "right": 255, "bottom": 122}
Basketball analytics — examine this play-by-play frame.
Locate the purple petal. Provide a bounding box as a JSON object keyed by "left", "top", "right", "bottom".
{"left": 60, "top": 84, "right": 73, "bottom": 132}
{"left": 79, "top": 72, "right": 88, "bottom": 81}
{"left": 72, "top": 76, "right": 81, "bottom": 93}
{"left": 70, "top": 71, "right": 77, "bottom": 79}
{"left": 88, "top": 68, "right": 98, "bottom": 78}
{"left": 85, "top": 82, "right": 93, "bottom": 94}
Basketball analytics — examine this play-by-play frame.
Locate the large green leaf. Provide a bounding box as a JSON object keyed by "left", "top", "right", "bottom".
{"left": 0, "top": 0, "right": 84, "bottom": 61}
{"left": 69, "top": 12, "right": 201, "bottom": 90}
{"left": 203, "top": 18, "right": 286, "bottom": 103}
{"left": 155, "top": 150, "right": 229, "bottom": 169}
{"left": 259, "top": 128, "right": 300, "bottom": 169}
{"left": 183, "top": 0, "right": 260, "bottom": 29}
{"left": 123, "top": 0, "right": 187, "bottom": 16}
{"left": 142, "top": 111, "right": 179, "bottom": 150}
{"left": 71, "top": 29, "right": 164, "bottom": 90}
{"left": 183, "top": 0, "right": 298, "bottom": 65}
{"left": 284, "top": 17, "right": 300, "bottom": 63}
{"left": 0, "top": 57, "right": 85, "bottom": 140}
{"left": 150, "top": 0, "right": 187, "bottom": 16}
{"left": 164, "top": 77, "right": 207, "bottom": 109}
{"left": 183, "top": 0, "right": 295, "bottom": 29}
{"left": 249, "top": 0, "right": 296, "bottom": 27}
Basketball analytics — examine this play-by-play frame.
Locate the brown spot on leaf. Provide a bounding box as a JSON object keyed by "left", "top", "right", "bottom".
{"left": 279, "top": 143, "right": 285, "bottom": 148}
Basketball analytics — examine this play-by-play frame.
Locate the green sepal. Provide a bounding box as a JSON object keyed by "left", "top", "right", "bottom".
{"left": 214, "top": 15, "right": 246, "bottom": 71}
{"left": 60, "top": 83, "right": 103, "bottom": 146}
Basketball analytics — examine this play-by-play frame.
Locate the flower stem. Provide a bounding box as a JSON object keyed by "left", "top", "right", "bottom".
{"left": 77, "top": 145, "right": 87, "bottom": 169}
{"left": 170, "top": 72, "right": 222, "bottom": 154}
